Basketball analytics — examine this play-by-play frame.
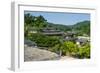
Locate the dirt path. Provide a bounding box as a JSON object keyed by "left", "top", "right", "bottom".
{"left": 60, "top": 56, "right": 77, "bottom": 60}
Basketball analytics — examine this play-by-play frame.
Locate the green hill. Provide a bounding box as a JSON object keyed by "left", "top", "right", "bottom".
{"left": 47, "top": 22, "right": 72, "bottom": 32}
{"left": 47, "top": 21, "right": 90, "bottom": 36}
{"left": 72, "top": 21, "right": 90, "bottom": 36}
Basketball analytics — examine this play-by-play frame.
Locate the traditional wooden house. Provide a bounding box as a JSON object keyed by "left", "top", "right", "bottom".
{"left": 40, "top": 28, "right": 64, "bottom": 36}
{"left": 76, "top": 36, "right": 90, "bottom": 45}
{"left": 76, "top": 38, "right": 88, "bottom": 45}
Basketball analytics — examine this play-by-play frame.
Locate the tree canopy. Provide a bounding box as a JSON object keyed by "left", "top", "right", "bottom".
{"left": 24, "top": 14, "right": 47, "bottom": 37}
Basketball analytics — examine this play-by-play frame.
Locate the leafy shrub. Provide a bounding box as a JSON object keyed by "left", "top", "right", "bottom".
{"left": 27, "top": 33, "right": 60, "bottom": 47}
{"left": 51, "top": 41, "right": 78, "bottom": 56}
{"left": 51, "top": 41, "right": 90, "bottom": 59}
{"left": 75, "top": 43, "right": 90, "bottom": 58}
{"left": 61, "top": 41, "right": 78, "bottom": 56}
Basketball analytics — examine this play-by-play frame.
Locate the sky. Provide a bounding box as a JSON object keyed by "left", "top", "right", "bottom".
{"left": 24, "top": 11, "right": 90, "bottom": 25}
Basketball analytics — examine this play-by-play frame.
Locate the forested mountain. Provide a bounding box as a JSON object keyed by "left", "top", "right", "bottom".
{"left": 72, "top": 21, "right": 90, "bottom": 36}
{"left": 47, "top": 22, "right": 72, "bottom": 31}
{"left": 47, "top": 21, "right": 90, "bottom": 36}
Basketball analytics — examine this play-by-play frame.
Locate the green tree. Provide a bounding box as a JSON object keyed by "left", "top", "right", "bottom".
{"left": 25, "top": 13, "right": 33, "bottom": 24}
{"left": 24, "top": 14, "right": 48, "bottom": 38}
{"left": 76, "top": 43, "right": 90, "bottom": 58}
{"left": 28, "top": 33, "right": 60, "bottom": 47}
{"left": 34, "top": 15, "right": 47, "bottom": 28}
{"left": 51, "top": 41, "right": 78, "bottom": 56}
{"left": 24, "top": 13, "right": 35, "bottom": 37}
{"left": 61, "top": 41, "right": 78, "bottom": 56}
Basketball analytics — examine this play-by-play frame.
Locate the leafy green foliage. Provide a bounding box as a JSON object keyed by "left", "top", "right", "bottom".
{"left": 51, "top": 41, "right": 90, "bottom": 58}
{"left": 51, "top": 41, "right": 78, "bottom": 56}
{"left": 24, "top": 14, "right": 47, "bottom": 37}
{"left": 75, "top": 43, "right": 90, "bottom": 58}
{"left": 28, "top": 33, "right": 60, "bottom": 47}
{"left": 62, "top": 41, "right": 78, "bottom": 56}
{"left": 33, "top": 15, "right": 47, "bottom": 29}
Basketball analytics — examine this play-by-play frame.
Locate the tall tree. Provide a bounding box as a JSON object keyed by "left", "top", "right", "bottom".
{"left": 24, "top": 13, "right": 33, "bottom": 37}
{"left": 24, "top": 14, "right": 48, "bottom": 38}
{"left": 34, "top": 15, "right": 47, "bottom": 29}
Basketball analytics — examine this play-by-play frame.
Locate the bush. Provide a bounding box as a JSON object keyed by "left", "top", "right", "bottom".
{"left": 51, "top": 41, "right": 90, "bottom": 59}
{"left": 27, "top": 33, "right": 60, "bottom": 47}
{"left": 51, "top": 41, "right": 78, "bottom": 56}
{"left": 62, "top": 41, "right": 78, "bottom": 56}
{"left": 68, "top": 42, "right": 90, "bottom": 59}
{"left": 76, "top": 43, "right": 90, "bottom": 58}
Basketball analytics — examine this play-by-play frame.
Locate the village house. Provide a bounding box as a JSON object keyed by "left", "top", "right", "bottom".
{"left": 40, "top": 28, "right": 64, "bottom": 36}
{"left": 76, "top": 36, "right": 90, "bottom": 45}
{"left": 64, "top": 31, "right": 90, "bottom": 46}
{"left": 28, "top": 27, "right": 90, "bottom": 46}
